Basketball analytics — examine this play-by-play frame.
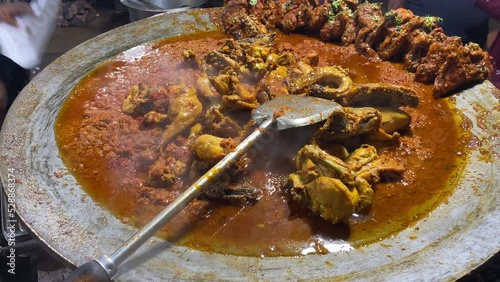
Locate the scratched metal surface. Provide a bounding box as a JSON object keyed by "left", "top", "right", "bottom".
{"left": 0, "top": 8, "right": 499, "bottom": 281}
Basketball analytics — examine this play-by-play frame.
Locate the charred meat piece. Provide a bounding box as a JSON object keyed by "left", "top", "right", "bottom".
{"left": 289, "top": 144, "right": 360, "bottom": 223}
{"left": 241, "top": 14, "right": 269, "bottom": 38}
{"left": 433, "top": 42, "right": 492, "bottom": 97}
{"left": 210, "top": 73, "right": 260, "bottom": 110}
{"left": 222, "top": 0, "right": 250, "bottom": 38}
{"left": 276, "top": 0, "right": 313, "bottom": 33}
{"left": 404, "top": 28, "right": 447, "bottom": 72}
{"left": 250, "top": 0, "right": 279, "bottom": 27}
{"left": 306, "top": 0, "right": 333, "bottom": 32}
{"left": 320, "top": 8, "right": 356, "bottom": 45}
{"left": 354, "top": 2, "right": 384, "bottom": 59}
{"left": 415, "top": 35, "right": 463, "bottom": 84}
{"left": 376, "top": 11, "right": 442, "bottom": 61}
{"left": 122, "top": 84, "right": 169, "bottom": 116}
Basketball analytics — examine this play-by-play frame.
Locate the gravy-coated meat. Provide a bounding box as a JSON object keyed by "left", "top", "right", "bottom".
{"left": 223, "top": 0, "right": 493, "bottom": 97}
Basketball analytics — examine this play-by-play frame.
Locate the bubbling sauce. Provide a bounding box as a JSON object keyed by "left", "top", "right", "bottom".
{"left": 55, "top": 32, "right": 468, "bottom": 256}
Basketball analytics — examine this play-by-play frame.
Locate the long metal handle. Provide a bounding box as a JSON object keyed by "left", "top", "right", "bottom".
{"left": 93, "top": 118, "right": 275, "bottom": 280}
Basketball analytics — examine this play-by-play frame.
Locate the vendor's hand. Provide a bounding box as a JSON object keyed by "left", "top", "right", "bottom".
{"left": 0, "top": 2, "right": 34, "bottom": 27}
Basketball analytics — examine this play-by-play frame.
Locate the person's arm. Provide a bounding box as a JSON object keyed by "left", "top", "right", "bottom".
{"left": 388, "top": 0, "right": 405, "bottom": 10}
{"left": 474, "top": 0, "right": 500, "bottom": 49}
{"left": 475, "top": 0, "right": 500, "bottom": 22}
{"left": 0, "top": 2, "right": 33, "bottom": 27}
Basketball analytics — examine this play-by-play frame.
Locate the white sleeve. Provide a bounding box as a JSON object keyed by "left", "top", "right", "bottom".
{"left": 0, "top": 0, "right": 59, "bottom": 69}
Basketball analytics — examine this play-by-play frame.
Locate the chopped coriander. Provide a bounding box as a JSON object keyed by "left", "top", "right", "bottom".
{"left": 328, "top": 10, "right": 335, "bottom": 23}
{"left": 332, "top": 0, "right": 341, "bottom": 12}
{"left": 249, "top": 0, "right": 257, "bottom": 6}
{"left": 394, "top": 16, "right": 403, "bottom": 26}
{"left": 424, "top": 16, "right": 442, "bottom": 29}
{"left": 470, "top": 43, "right": 480, "bottom": 50}
{"left": 384, "top": 11, "right": 395, "bottom": 19}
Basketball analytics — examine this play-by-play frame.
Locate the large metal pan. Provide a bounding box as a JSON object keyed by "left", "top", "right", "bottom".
{"left": 1, "top": 8, "right": 499, "bottom": 281}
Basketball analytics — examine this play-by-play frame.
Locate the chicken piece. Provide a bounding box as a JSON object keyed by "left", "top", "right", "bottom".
{"left": 345, "top": 144, "right": 404, "bottom": 209}
{"left": 143, "top": 111, "right": 168, "bottom": 125}
{"left": 182, "top": 49, "right": 204, "bottom": 70}
{"left": 290, "top": 174, "right": 360, "bottom": 223}
{"left": 196, "top": 74, "right": 220, "bottom": 103}
{"left": 203, "top": 105, "right": 245, "bottom": 137}
{"left": 265, "top": 52, "right": 294, "bottom": 67}
{"left": 378, "top": 107, "right": 411, "bottom": 134}
{"left": 210, "top": 73, "right": 260, "bottom": 111}
{"left": 289, "top": 143, "right": 404, "bottom": 222}
{"left": 121, "top": 83, "right": 171, "bottom": 116}
{"left": 288, "top": 66, "right": 353, "bottom": 101}
{"left": 314, "top": 106, "right": 411, "bottom": 149}
{"left": 205, "top": 50, "right": 242, "bottom": 75}
{"left": 290, "top": 144, "right": 360, "bottom": 223}
{"left": 289, "top": 144, "right": 371, "bottom": 223}
{"left": 194, "top": 134, "right": 236, "bottom": 164}
{"left": 182, "top": 50, "right": 221, "bottom": 103}
{"left": 147, "top": 138, "right": 193, "bottom": 189}
{"left": 161, "top": 86, "right": 202, "bottom": 148}
{"left": 345, "top": 83, "right": 419, "bottom": 108}
{"left": 190, "top": 136, "right": 261, "bottom": 206}
{"left": 344, "top": 144, "right": 378, "bottom": 171}
{"left": 374, "top": 11, "right": 439, "bottom": 61}
{"left": 122, "top": 83, "right": 151, "bottom": 115}
{"left": 313, "top": 107, "right": 382, "bottom": 142}
{"left": 256, "top": 65, "right": 289, "bottom": 103}
{"left": 206, "top": 34, "right": 276, "bottom": 77}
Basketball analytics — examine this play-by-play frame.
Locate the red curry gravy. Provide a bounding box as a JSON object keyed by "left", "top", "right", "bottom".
{"left": 55, "top": 31, "right": 469, "bottom": 256}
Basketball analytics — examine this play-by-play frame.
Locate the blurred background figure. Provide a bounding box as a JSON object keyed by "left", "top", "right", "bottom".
{"left": 387, "top": 0, "right": 490, "bottom": 47}
{"left": 475, "top": 0, "right": 500, "bottom": 88}
{"left": 0, "top": 1, "right": 33, "bottom": 127}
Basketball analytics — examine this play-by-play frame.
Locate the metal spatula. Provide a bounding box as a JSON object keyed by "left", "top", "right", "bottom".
{"left": 64, "top": 95, "right": 342, "bottom": 282}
